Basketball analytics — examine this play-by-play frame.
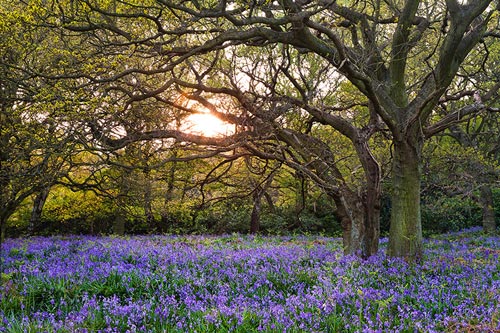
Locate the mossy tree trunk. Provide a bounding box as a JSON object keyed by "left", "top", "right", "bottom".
{"left": 388, "top": 139, "right": 424, "bottom": 260}
{"left": 480, "top": 184, "right": 496, "bottom": 233}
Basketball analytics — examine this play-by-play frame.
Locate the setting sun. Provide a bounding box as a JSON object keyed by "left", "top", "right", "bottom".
{"left": 183, "top": 112, "right": 235, "bottom": 137}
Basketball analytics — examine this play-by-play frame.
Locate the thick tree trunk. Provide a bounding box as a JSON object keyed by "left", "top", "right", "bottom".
{"left": 334, "top": 188, "right": 380, "bottom": 258}
{"left": 356, "top": 141, "right": 381, "bottom": 258}
{"left": 363, "top": 188, "right": 381, "bottom": 257}
{"left": 29, "top": 187, "right": 50, "bottom": 235}
{"left": 249, "top": 171, "right": 277, "bottom": 234}
{"left": 0, "top": 206, "right": 13, "bottom": 245}
{"left": 0, "top": 204, "right": 16, "bottom": 243}
{"left": 388, "top": 140, "right": 423, "bottom": 260}
{"left": 334, "top": 194, "right": 363, "bottom": 256}
{"left": 480, "top": 184, "right": 496, "bottom": 233}
{"left": 0, "top": 217, "right": 6, "bottom": 244}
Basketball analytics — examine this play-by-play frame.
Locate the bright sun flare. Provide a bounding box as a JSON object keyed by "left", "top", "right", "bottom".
{"left": 183, "top": 113, "right": 234, "bottom": 137}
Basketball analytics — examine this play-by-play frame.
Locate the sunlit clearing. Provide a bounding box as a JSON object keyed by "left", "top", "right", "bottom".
{"left": 183, "top": 113, "right": 235, "bottom": 137}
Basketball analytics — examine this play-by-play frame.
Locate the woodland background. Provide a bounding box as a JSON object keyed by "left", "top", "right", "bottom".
{"left": 2, "top": 0, "right": 500, "bottom": 260}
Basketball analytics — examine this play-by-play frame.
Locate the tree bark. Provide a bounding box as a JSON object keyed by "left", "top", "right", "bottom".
{"left": 264, "top": 192, "right": 276, "bottom": 214}
{"left": 28, "top": 187, "right": 50, "bottom": 235}
{"left": 334, "top": 193, "right": 362, "bottom": 256}
{"left": 250, "top": 192, "right": 262, "bottom": 234}
{"left": 355, "top": 140, "right": 381, "bottom": 258}
{"left": 0, "top": 202, "right": 16, "bottom": 243}
{"left": 0, "top": 217, "right": 6, "bottom": 244}
{"left": 388, "top": 140, "right": 423, "bottom": 260}
{"left": 363, "top": 185, "right": 381, "bottom": 257}
{"left": 249, "top": 171, "right": 276, "bottom": 234}
{"left": 334, "top": 186, "right": 380, "bottom": 258}
{"left": 480, "top": 184, "right": 496, "bottom": 233}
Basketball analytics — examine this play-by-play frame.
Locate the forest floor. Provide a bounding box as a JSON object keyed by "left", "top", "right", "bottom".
{"left": 0, "top": 228, "right": 499, "bottom": 332}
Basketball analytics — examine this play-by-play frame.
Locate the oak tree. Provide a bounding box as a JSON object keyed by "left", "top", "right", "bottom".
{"left": 21, "top": 0, "right": 500, "bottom": 260}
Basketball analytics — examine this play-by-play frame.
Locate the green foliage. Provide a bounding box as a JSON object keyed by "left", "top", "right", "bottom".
{"left": 259, "top": 211, "right": 291, "bottom": 235}
{"left": 421, "top": 131, "right": 500, "bottom": 235}
{"left": 197, "top": 201, "right": 253, "bottom": 234}
{"left": 421, "top": 196, "right": 482, "bottom": 235}
{"left": 6, "top": 187, "right": 115, "bottom": 236}
{"left": 42, "top": 188, "right": 110, "bottom": 224}
{"left": 422, "top": 188, "right": 500, "bottom": 234}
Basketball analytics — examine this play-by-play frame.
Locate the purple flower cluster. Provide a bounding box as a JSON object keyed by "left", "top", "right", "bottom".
{"left": 0, "top": 230, "right": 498, "bottom": 332}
